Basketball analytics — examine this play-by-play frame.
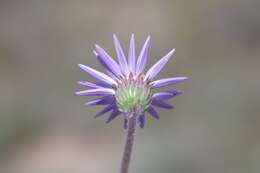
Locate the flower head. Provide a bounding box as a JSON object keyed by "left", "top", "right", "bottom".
{"left": 75, "top": 34, "right": 188, "bottom": 128}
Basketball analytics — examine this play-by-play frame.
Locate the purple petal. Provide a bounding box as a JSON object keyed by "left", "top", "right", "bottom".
{"left": 106, "top": 70, "right": 117, "bottom": 80}
{"left": 85, "top": 96, "right": 115, "bottom": 106}
{"left": 152, "top": 90, "right": 182, "bottom": 100}
{"left": 95, "top": 82, "right": 113, "bottom": 88}
{"left": 136, "top": 36, "right": 151, "bottom": 75}
{"left": 151, "top": 77, "right": 188, "bottom": 88}
{"left": 95, "top": 44, "right": 122, "bottom": 77}
{"left": 124, "top": 118, "right": 128, "bottom": 129}
{"left": 75, "top": 88, "right": 115, "bottom": 96}
{"left": 77, "top": 81, "right": 103, "bottom": 89}
{"left": 151, "top": 99, "right": 174, "bottom": 109}
{"left": 106, "top": 109, "right": 121, "bottom": 123}
{"left": 147, "top": 106, "right": 159, "bottom": 119}
{"left": 128, "top": 34, "right": 136, "bottom": 74}
{"left": 152, "top": 92, "right": 173, "bottom": 100}
{"left": 113, "top": 34, "right": 129, "bottom": 75}
{"left": 95, "top": 104, "right": 115, "bottom": 118}
{"left": 145, "top": 48, "right": 176, "bottom": 80}
{"left": 138, "top": 114, "right": 145, "bottom": 128}
{"left": 78, "top": 64, "right": 117, "bottom": 86}
{"left": 93, "top": 50, "right": 118, "bottom": 79}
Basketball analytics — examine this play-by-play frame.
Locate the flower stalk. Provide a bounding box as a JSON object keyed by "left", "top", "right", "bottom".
{"left": 120, "top": 113, "right": 137, "bottom": 173}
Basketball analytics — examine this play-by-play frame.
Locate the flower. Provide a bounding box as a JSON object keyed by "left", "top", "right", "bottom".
{"left": 75, "top": 34, "right": 188, "bottom": 128}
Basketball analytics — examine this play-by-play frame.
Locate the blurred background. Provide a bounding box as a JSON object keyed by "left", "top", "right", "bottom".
{"left": 0, "top": 0, "right": 260, "bottom": 173}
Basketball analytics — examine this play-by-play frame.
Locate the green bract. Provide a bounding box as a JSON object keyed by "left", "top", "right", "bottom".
{"left": 115, "top": 76, "right": 151, "bottom": 113}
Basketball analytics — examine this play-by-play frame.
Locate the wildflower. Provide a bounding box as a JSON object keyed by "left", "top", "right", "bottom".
{"left": 75, "top": 34, "right": 187, "bottom": 128}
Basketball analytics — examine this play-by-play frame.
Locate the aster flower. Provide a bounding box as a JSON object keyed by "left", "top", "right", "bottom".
{"left": 75, "top": 34, "right": 187, "bottom": 173}
{"left": 75, "top": 34, "right": 187, "bottom": 128}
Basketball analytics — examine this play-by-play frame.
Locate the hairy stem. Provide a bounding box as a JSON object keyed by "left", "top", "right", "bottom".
{"left": 120, "top": 113, "right": 137, "bottom": 173}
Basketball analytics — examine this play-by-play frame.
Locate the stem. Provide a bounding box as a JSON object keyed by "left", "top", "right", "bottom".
{"left": 120, "top": 113, "right": 137, "bottom": 173}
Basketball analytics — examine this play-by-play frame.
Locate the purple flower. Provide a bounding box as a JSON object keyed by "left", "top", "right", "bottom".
{"left": 75, "top": 34, "right": 188, "bottom": 128}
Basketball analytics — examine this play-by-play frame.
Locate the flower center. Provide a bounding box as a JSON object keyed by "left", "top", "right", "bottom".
{"left": 115, "top": 74, "right": 152, "bottom": 114}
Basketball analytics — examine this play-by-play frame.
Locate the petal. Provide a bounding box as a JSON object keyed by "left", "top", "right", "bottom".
{"left": 152, "top": 92, "right": 174, "bottom": 100}
{"left": 77, "top": 81, "right": 103, "bottom": 88}
{"left": 95, "top": 44, "right": 122, "bottom": 77}
{"left": 93, "top": 50, "right": 111, "bottom": 73}
{"left": 145, "top": 48, "right": 176, "bottom": 80}
{"left": 152, "top": 90, "right": 182, "bottom": 100}
{"left": 147, "top": 106, "right": 159, "bottom": 119}
{"left": 106, "top": 109, "right": 121, "bottom": 123}
{"left": 136, "top": 36, "right": 151, "bottom": 75}
{"left": 78, "top": 64, "right": 117, "bottom": 86}
{"left": 95, "top": 104, "right": 115, "bottom": 118}
{"left": 138, "top": 114, "right": 145, "bottom": 128}
{"left": 113, "top": 34, "right": 129, "bottom": 75}
{"left": 85, "top": 96, "right": 115, "bottom": 106}
{"left": 93, "top": 50, "right": 118, "bottom": 80}
{"left": 151, "top": 77, "right": 188, "bottom": 88}
{"left": 75, "top": 88, "right": 115, "bottom": 96}
{"left": 151, "top": 99, "right": 174, "bottom": 109}
{"left": 95, "top": 82, "right": 113, "bottom": 88}
{"left": 104, "top": 67, "right": 118, "bottom": 80}
{"left": 128, "top": 34, "right": 136, "bottom": 74}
